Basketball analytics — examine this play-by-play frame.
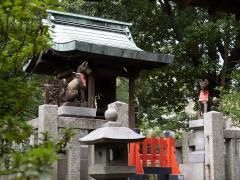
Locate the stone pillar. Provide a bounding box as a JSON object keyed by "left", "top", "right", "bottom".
{"left": 67, "top": 129, "right": 88, "bottom": 180}
{"left": 38, "top": 104, "right": 58, "bottom": 142}
{"left": 80, "top": 144, "right": 89, "bottom": 180}
{"left": 226, "top": 139, "right": 240, "bottom": 180}
{"left": 88, "top": 145, "right": 95, "bottom": 180}
{"left": 204, "top": 111, "right": 225, "bottom": 180}
{"left": 38, "top": 104, "right": 58, "bottom": 180}
{"left": 181, "top": 132, "right": 190, "bottom": 163}
{"left": 108, "top": 101, "right": 129, "bottom": 127}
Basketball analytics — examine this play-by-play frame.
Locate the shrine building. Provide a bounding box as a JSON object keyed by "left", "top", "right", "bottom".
{"left": 24, "top": 10, "right": 174, "bottom": 128}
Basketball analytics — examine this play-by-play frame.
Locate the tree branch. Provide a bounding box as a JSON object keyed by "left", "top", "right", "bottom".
{"left": 158, "top": 0, "right": 183, "bottom": 41}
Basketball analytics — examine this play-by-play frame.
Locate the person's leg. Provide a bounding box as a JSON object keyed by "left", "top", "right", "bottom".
{"left": 198, "top": 101, "right": 203, "bottom": 118}
{"left": 203, "top": 101, "right": 208, "bottom": 113}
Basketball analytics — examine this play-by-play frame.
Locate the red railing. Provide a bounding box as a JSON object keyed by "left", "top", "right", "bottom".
{"left": 129, "top": 137, "right": 180, "bottom": 175}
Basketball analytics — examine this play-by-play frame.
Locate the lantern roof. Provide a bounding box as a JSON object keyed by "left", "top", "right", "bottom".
{"left": 79, "top": 125, "right": 145, "bottom": 145}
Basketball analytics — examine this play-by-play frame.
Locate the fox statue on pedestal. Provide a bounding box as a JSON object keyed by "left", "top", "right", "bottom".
{"left": 59, "top": 61, "right": 92, "bottom": 106}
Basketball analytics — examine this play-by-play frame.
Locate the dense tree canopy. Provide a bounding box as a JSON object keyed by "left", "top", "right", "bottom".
{"left": 62, "top": 0, "right": 240, "bottom": 125}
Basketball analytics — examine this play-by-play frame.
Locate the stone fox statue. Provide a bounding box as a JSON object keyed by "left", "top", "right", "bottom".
{"left": 198, "top": 79, "right": 209, "bottom": 118}
{"left": 59, "top": 61, "right": 92, "bottom": 105}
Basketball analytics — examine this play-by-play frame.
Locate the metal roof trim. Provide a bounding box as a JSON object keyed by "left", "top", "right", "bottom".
{"left": 51, "top": 40, "right": 174, "bottom": 64}
{"left": 52, "top": 18, "right": 126, "bottom": 34}
{"left": 47, "top": 10, "right": 133, "bottom": 26}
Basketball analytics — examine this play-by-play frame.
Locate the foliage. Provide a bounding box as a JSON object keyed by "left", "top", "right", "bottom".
{"left": 219, "top": 71, "right": 240, "bottom": 124}
{"left": 116, "top": 77, "right": 129, "bottom": 103}
{"left": 56, "top": 128, "right": 75, "bottom": 154}
{"left": 0, "top": 127, "right": 75, "bottom": 179}
{"left": 138, "top": 108, "right": 192, "bottom": 139}
{"left": 10, "top": 144, "right": 57, "bottom": 180}
{"left": 0, "top": 0, "right": 63, "bottom": 178}
{"left": 62, "top": 0, "right": 240, "bottom": 126}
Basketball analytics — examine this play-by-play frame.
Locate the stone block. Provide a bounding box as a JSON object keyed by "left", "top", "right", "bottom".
{"left": 188, "top": 132, "right": 195, "bottom": 147}
{"left": 175, "top": 147, "right": 183, "bottom": 164}
{"left": 180, "top": 163, "right": 204, "bottom": 180}
{"left": 194, "top": 129, "right": 205, "bottom": 151}
{"left": 108, "top": 101, "right": 129, "bottom": 127}
{"left": 224, "top": 129, "right": 240, "bottom": 139}
{"left": 58, "top": 106, "right": 96, "bottom": 117}
{"left": 29, "top": 129, "right": 38, "bottom": 146}
{"left": 188, "top": 151, "right": 205, "bottom": 163}
{"left": 189, "top": 119, "right": 204, "bottom": 129}
{"left": 58, "top": 116, "right": 107, "bottom": 130}
{"left": 176, "top": 140, "right": 182, "bottom": 148}
{"left": 27, "top": 118, "right": 39, "bottom": 129}
{"left": 80, "top": 145, "right": 89, "bottom": 159}
{"left": 80, "top": 159, "right": 88, "bottom": 180}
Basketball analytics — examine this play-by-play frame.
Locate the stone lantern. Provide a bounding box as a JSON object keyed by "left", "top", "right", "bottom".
{"left": 79, "top": 109, "right": 145, "bottom": 180}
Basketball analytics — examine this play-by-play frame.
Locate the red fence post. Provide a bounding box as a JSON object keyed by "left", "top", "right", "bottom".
{"left": 169, "top": 138, "right": 180, "bottom": 174}
{"left": 142, "top": 138, "right": 148, "bottom": 167}
{"left": 151, "top": 138, "right": 156, "bottom": 166}
{"left": 129, "top": 142, "right": 144, "bottom": 174}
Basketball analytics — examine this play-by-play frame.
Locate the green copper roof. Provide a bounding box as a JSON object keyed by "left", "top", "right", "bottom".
{"left": 24, "top": 10, "right": 174, "bottom": 74}
{"left": 45, "top": 10, "right": 141, "bottom": 51}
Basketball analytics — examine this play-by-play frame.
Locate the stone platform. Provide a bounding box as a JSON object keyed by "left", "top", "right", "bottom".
{"left": 58, "top": 105, "right": 97, "bottom": 117}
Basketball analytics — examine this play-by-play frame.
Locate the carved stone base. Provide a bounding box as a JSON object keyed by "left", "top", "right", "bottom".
{"left": 58, "top": 106, "right": 96, "bottom": 117}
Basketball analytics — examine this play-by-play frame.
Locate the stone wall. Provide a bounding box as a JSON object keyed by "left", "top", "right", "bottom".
{"left": 28, "top": 105, "right": 240, "bottom": 180}
{"left": 176, "top": 111, "right": 240, "bottom": 180}
{"left": 28, "top": 102, "right": 128, "bottom": 180}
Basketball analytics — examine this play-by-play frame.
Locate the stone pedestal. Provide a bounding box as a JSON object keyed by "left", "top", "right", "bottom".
{"left": 58, "top": 106, "right": 96, "bottom": 117}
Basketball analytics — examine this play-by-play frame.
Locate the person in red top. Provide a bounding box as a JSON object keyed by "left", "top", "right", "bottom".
{"left": 198, "top": 79, "right": 209, "bottom": 118}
